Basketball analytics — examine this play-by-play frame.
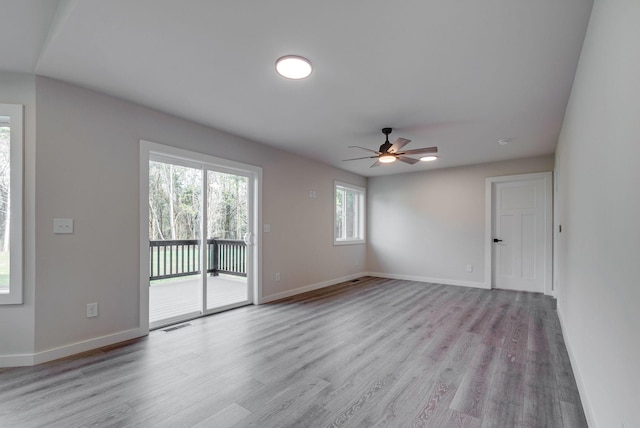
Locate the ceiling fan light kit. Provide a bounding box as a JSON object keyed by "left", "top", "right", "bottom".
{"left": 343, "top": 128, "right": 438, "bottom": 168}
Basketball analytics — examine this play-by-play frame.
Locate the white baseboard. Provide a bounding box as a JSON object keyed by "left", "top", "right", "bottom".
{"left": 0, "top": 353, "right": 36, "bottom": 368}
{"left": 557, "top": 308, "right": 596, "bottom": 428}
{"left": 260, "top": 272, "right": 367, "bottom": 303}
{"left": 0, "top": 328, "right": 146, "bottom": 368}
{"left": 366, "top": 272, "right": 490, "bottom": 290}
{"left": 260, "top": 272, "right": 488, "bottom": 304}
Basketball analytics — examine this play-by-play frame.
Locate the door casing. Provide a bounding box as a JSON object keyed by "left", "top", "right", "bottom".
{"left": 139, "top": 140, "right": 262, "bottom": 333}
{"left": 484, "top": 172, "right": 553, "bottom": 295}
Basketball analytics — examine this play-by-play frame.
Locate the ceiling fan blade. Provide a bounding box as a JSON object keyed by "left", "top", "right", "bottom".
{"left": 348, "top": 145, "right": 381, "bottom": 154}
{"left": 342, "top": 156, "right": 378, "bottom": 161}
{"left": 388, "top": 138, "right": 411, "bottom": 153}
{"left": 399, "top": 146, "right": 438, "bottom": 155}
{"left": 370, "top": 160, "right": 381, "bottom": 168}
{"left": 397, "top": 156, "right": 420, "bottom": 165}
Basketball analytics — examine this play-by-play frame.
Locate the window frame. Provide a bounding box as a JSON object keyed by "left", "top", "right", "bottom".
{"left": 334, "top": 181, "right": 366, "bottom": 245}
{"left": 0, "top": 104, "right": 24, "bottom": 305}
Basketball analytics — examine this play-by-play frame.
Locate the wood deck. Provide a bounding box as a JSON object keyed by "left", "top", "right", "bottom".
{"left": 149, "top": 274, "right": 248, "bottom": 328}
{"left": 0, "top": 277, "right": 587, "bottom": 427}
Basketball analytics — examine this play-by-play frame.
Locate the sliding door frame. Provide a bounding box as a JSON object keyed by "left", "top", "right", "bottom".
{"left": 139, "top": 140, "right": 262, "bottom": 333}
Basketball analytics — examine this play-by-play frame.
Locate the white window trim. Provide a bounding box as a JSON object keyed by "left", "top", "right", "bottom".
{"left": 334, "top": 181, "right": 366, "bottom": 246}
{"left": 0, "top": 104, "right": 24, "bottom": 304}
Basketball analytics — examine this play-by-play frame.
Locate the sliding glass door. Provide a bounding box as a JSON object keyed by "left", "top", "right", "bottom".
{"left": 146, "top": 151, "right": 257, "bottom": 329}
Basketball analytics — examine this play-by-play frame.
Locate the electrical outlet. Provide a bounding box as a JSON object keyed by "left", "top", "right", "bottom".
{"left": 275, "top": 272, "right": 281, "bottom": 281}
{"left": 356, "top": 258, "right": 360, "bottom": 266}
{"left": 466, "top": 265, "right": 473, "bottom": 272}
{"left": 54, "top": 218, "right": 74, "bottom": 234}
{"left": 86, "top": 302, "right": 98, "bottom": 318}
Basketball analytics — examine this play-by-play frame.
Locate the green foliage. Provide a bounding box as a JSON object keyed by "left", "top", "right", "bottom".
{"left": 149, "top": 161, "right": 201, "bottom": 240}
{"left": 207, "top": 171, "right": 248, "bottom": 240}
{"left": 149, "top": 162, "right": 248, "bottom": 241}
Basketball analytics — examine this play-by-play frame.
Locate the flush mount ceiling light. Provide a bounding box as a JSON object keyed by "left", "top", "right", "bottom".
{"left": 498, "top": 138, "right": 512, "bottom": 146}
{"left": 420, "top": 155, "right": 438, "bottom": 162}
{"left": 275, "top": 55, "right": 312, "bottom": 79}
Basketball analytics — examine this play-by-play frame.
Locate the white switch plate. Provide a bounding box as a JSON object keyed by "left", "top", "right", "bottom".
{"left": 466, "top": 264, "right": 473, "bottom": 272}
{"left": 86, "top": 302, "right": 98, "bottom": 318}
{"left": 263, "top": 224, "right": 271, "bottom": 233}
{"left": 54, "top": 219, "right": 74, "bottom": 234}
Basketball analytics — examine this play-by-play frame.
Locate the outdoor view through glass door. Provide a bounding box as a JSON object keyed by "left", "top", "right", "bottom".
{"left": 205, "top": 170, "right": 249, "bottom": 311}
{"left": 148, "top": 158, "right": 252, "bottom": 329}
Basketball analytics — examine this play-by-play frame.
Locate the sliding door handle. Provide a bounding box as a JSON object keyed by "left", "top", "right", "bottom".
{"left": 243, "top": 232, "right": 254, "bottom": 246}
{"left": 493, "top": 238, "right": 503, "bottom": 243}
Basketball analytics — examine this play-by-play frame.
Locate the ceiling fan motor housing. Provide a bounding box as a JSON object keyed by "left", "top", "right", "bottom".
{"left": 380, "top": 128, "right": 393, "bottom": 152}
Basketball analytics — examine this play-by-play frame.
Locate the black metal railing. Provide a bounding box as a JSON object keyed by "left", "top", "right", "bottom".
{"left": 149, "top": 238, "right": 246, "bottom": 281}
{"left": 207, "top": 239, "right": 247, "bottom": 277}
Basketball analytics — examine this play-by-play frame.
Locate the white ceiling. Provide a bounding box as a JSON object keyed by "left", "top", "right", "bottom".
{"left": 2, "top": 0, "right": 593, "bottom": 177}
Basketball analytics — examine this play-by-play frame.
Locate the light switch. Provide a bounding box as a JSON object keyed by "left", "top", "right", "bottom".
{"left": 54, "top": 219, "right": 74, "bottom": 234}
{"left": 263, "top": 224, "right": 271, "bottom": 233}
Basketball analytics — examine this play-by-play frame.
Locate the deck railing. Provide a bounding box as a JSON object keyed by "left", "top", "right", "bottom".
{"left": 149, "top": 238, "right": 246, "bottom": 281}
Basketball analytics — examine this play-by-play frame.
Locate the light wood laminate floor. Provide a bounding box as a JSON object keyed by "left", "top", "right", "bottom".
{"left": 0, "top": 277, "right": 587, "bottom": 427}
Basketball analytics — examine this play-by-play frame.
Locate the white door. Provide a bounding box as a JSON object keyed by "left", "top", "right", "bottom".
{"left": 491, "top": 172, "right": 552, "bottom": 293}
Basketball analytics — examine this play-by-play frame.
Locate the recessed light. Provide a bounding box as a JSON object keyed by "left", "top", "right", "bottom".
{"left": 420, "top": 155, "right": 438, "bottom": 162}
{"left": 498, "top": 138, "right": 512, "bottom": 146}
{"left": 275, "top": 55, "right": 312, "bottom": 79}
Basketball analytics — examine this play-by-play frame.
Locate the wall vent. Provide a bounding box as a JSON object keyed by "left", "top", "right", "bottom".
{"left": 162, "top": 323, "right": 193, "bottom": 333}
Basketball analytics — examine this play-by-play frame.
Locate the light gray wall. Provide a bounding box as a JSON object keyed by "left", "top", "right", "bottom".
{"left": 555, "top": 0, "right": 640, "bottom": 426}
{"left": 20, "top": 76, "right": 364, "bottom": 356}
{"left": 367, "top": 156, "right": 554, "bottom": 285}
{"left": 0, "top": 72, "right": 36, "bottom": 358}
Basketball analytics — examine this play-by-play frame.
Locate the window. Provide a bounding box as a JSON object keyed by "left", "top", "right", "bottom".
{"left": 0, "top": 104, "right": 23, "bottom": 304}
{"left": 334, "top": 181, "right": 365, "bottom": 245}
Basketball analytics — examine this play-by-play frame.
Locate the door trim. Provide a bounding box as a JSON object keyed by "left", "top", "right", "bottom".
{"left": 139, "top": 140, "right": 263, "bottom": 334}
{"left": 484, "top": 172, "right": 553, "bottom": 295}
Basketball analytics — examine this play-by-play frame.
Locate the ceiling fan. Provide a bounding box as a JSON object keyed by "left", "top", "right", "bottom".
{"left": 343, "top": 128, "right": 438, "bottom": 168}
